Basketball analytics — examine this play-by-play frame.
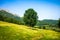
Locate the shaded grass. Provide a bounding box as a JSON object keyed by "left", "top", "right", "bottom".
{"left": 0, "top": 21, "right": 60, "bottom": 40}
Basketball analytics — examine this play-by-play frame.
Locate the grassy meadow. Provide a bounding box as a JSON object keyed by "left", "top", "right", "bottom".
{"left": 0, "top": 21, "right": 60, "bottom": 40}
{"left": 0, "top": 0, "right": 60, "bottom": 40}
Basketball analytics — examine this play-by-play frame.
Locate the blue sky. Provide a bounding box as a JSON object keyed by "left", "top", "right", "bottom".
{"left": 0, "top": 0, "right": 60, "bottom": 20}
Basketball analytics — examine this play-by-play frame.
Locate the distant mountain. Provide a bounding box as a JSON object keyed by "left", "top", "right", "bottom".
{"left": 42, "top": 19, "right": 58, "bottom": 25}
{"left": 36, "top": 19, "right": 58, "bottom": 26}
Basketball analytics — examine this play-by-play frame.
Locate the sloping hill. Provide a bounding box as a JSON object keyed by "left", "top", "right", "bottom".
{"left": 0, "top": 21, "right": 60, "bottom": 40}
{"left": 36, "top": 19, "right": 58, "bottom": 26}
{"left": 0, "top": 10, "right": 24, "bottom": 24}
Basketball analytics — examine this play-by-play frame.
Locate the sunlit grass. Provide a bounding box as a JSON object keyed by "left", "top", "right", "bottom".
{"left": 0, "top": 21, "right": 60, "bottom": 40}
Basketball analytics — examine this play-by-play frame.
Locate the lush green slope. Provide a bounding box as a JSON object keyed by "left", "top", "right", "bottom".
{"left": 0, "top": 21, "right": 60, "bottom": 40}
{"left": 36, "top": 19, "right": 58, "bottom": 26}
{"left": 0, "top": 10, "right": 24, "bottom": 24}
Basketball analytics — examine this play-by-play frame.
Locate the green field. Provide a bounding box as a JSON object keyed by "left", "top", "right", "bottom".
{"left": 0, "top": 21, "right": 60, "bottom": 40}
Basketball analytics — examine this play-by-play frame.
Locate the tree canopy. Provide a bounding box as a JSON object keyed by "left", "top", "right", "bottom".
{"left": 58, "top": 18, "right": 60, "bottom": 28}
{"left": 23, "top": 8, "right": 38, "bottom": 27}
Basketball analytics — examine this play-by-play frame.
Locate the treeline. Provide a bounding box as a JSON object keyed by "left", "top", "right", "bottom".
{"left": 36, "top": 20, "right": 58, "bottom": 27}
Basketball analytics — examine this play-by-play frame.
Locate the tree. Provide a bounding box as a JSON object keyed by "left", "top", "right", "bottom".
{"left": 58, "top": 18, "right": 60, "bottom": 28}
{"left": 23, "top": 8, "right": 38, "bottom": 27}
{"left": 0, "top": 15, "right": 4, "bottom": 21}
{"left": 0, "top": 10, "right": 5, "bottom": 21}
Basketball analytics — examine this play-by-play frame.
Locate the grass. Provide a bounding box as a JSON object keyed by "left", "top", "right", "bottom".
{"left": 0, "top": 21, "right": 60, "bottom": 40}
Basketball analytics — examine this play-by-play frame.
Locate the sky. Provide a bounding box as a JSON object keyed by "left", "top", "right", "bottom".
{"left": 0, "top": 0, "right": 60, "bottom": 20}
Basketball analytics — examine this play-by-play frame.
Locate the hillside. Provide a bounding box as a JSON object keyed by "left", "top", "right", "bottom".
{"left": 0, "top": 21, "right": 60, "bottom": 40}
{"left": 36, "top": 19, "right": 58, "bottom": 26}
{"left": 0, "top": 10, "right": 23, "bottom": 24}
